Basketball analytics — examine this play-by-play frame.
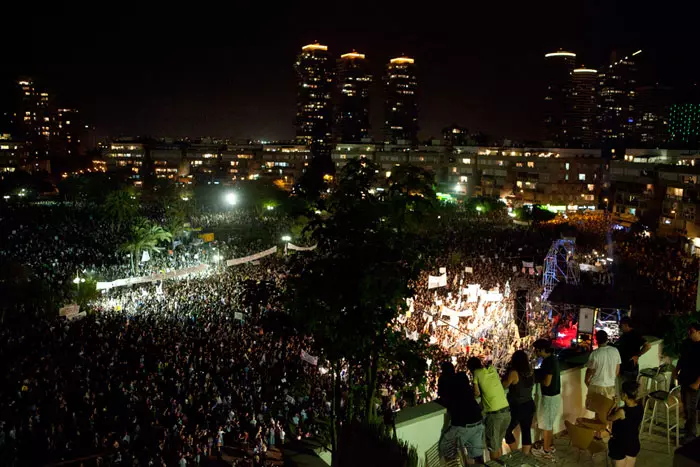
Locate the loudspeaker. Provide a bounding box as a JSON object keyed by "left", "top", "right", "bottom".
{"left": 515, "top": 289, "right": 528, "bottom": 337}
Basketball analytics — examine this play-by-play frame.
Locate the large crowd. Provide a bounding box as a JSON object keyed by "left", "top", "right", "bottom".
{"left": 1, "top": 202, "right": 699, "bottom": 465}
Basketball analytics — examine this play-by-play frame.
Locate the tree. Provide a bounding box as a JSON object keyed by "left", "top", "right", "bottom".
{"left": 285, "top": 159, "right": 437, "bottom": 465}
{"left": 120, "top": 220, "right": 172, "bottom": 274}
{"left": 104, "top": 189, "right": 139, "bottom": 230}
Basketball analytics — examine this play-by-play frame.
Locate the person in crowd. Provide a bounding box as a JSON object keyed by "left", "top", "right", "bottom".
{"left": 615, "top": 317, "right": 650, "bottom": 384}
{"left": 674, "top": 322, "right": 700, "bottom": 443}
{"left": 585, "top": 330, "right": 621, "bottom": 438}
{"left": 501, "top": 350, "right": 535, "bottom": 456}
{"left": 607, "top": 381, "right": 643, "bottom": 467}
{"left": 438, "top": 371, "right": 485, "bottom": 465}
{"left": 532, "top": 339, "right": 560, "bottom": 460}
{"left": 467, "top": 356, "right": 510, "bottom": 460}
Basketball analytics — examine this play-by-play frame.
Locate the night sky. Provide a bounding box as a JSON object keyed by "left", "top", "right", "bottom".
{"left": 2, "top": 1, "right": 697, "bottom": 142}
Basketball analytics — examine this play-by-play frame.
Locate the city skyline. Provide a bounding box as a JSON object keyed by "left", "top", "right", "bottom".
{"left": 1, "top": 3, "right": 698, "bottom": 142}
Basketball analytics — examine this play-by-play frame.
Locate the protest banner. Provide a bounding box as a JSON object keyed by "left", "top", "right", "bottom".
{"left": 287, "top": 243, "right": 317, "bottom": 252}
{"left": 300, "top": 350, "right": 318, "bottom": 366}
{"left": 226, "top": 246, "right": 278, "bottom": 266}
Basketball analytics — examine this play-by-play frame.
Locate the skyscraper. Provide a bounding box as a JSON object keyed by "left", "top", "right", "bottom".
{"left": 335, "top": 51, "right": 372, "bottom": 143}
{"left": 385, "top": 56, "right": 418, "bottom": 144}
{"left": 598, "top": 50, "right": 640, "bottom": 145}
{"left": 14, "top": 78, "right": 51, "bottom": 156}
{"left": 634, "top": 83, "right": 673, "bottom": 147}
{"left": 543, "top": 50, "right": 576, "bottom": 147}
{"left": 53, "top": 108, "right": 83, "bottom": 156}
{"left": 570, "top": 67, "right": 598, "bottom": 148}
{"left": 294, "top": 43, "right": 334, "bottom": 156}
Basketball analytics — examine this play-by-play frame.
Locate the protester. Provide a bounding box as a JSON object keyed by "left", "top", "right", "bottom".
{"left": 615, "top": 317, "right": 651, "bottom": 384}
{"left": 501, "top": 350, "right": 535, "bottom": 456}
{"left": 438, "top": 371, "right": 485, "bottom": 465}
{"left": 674, "top": 322, "right": 700, "bottom": 444}
{"left": 608, "top": 381, "right": 643, "bottom": 467}
{"left": 467, "top": 356, "right": 510, "bottom": 460}
{"left": 532, "top": 339, "right": 560, "bottom": 460}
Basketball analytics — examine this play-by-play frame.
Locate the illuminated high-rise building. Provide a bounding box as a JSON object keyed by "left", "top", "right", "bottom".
{"left": 634, "top": 83, "right": 673, "bottom": 147}
{"left": 598, "top": 50, "right": 640, "bottom": 145}
{"left": 14, "top": 77, "right": 51, "bottom": 156}
{"left": 335, "top": 51, "right": 372, "bottom": 143}
{"left": 385, "top": 56, "right": 418, "bottom": 144}
{"left": 570, "top": 67, "right": 598, "bottom": 148}
{"left": 294, "top": 42, "right": 334, "bottom": 156}
{"left": 543, "top": 50, "right": 576, "bottom": 146}
{"left": 53, "top": 108, "right": 83, "bottom": 155}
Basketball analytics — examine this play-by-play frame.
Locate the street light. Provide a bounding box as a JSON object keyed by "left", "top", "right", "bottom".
{"left": 224, "top": 192, "right": 238, "bottom": 206}
{"left": 281, "top": 235, "right": 292, "bottom": 242}
{"left": 476, "top": 206, "right": 483, "bottom": 212}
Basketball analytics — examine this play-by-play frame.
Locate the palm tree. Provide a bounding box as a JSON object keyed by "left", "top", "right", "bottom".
{"left": 104, "top": 189, "right": 139, "bottom": 231}
{"left": 120, "top": 221, "right": 173, "bottom": 274}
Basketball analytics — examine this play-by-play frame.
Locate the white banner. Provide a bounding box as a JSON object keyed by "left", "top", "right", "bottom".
{"left": 300, "top": 350, "right": 318, "bottom": 366}
{"left": 96, "top": 264, "right": 210, "bottom": 290}
{"left": 463, "top": 284, "right": 481, "bottom": 303}
{"left": 234, "top": 312, "right": 244, "bottom": 320}
{"left": 226, "top": 246, "right": 278, "bottom": 266}
{"left": 287, "top": 243, "right": 317, "bottom": 252}
{"left": 465, "top": 266, "right": 473, "bottom": 274}
{"left": 439, "top": 267, "right": 446, "bottom": 274}
{"left": 141, "top": 250, "right": 150, "bottom": 263}
{"left": 428, "top": 273, "right": 447, "bottom": 289}
{"left": 522, "top": 261, "right": 534, "bottom": 269}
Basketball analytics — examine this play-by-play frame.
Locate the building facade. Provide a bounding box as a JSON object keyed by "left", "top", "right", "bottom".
{"left": 385, "top": 57, "right": 418, "bottom": 144}
{"left": 543, "top": 51, "right": 576, "bottom": 147}
{"left": 294, "top": 43, "right": 334, "bottom": 156}
{"left": 570, "top": 68, "right": 598, "bottom": 147}
{"left": 598, "top": 50, "right": 640, "bottom": 145}
{"left": 335, "top": 52, "right": 372, "bottom": 143}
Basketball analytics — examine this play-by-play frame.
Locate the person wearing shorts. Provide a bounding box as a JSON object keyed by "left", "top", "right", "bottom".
{"left": 533, "top": 339, "right": 561, "bottom": 460}
{"left": 467, "top": 357, "right": 511, "bottom": 461}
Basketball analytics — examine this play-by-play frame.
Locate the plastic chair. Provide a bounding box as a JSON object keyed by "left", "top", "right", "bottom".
{"left": 640, "top": 386, "right": 681, "bottom": 453}
{"left": 565, "top": 420, "right": 608, "bottom": 466}
{"left": 577, "top": 393, "right": 615, "bottom": 432}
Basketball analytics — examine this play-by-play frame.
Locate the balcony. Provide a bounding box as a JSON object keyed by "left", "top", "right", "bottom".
{"left": 291, "top": 338, "right": 673, "bottom": 466}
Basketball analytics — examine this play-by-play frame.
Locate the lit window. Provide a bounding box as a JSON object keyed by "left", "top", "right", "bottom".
{"left": 462, "top": 158, "right": 471, "bottom": 164}
{"left": 527, "top": 161, "right": 535, "bottom": 168}
{"left": 516, "top": 181, "right": 523, "bottom": 188}
{"left": 578, "top": 173, "right": 586, "bottom": 181}
{"left": 587, "top": 184, "right": 595, "bottom": 191}
{"left": 565, "top": 162, "right": 570, "bottom": 170}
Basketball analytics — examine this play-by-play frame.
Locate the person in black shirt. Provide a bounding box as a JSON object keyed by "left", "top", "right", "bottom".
{"left": 615, "top": 317, "right": 651, "bottom": 383}
{"left": 674, "top": 322, "right": 700, "bottom": 443}
{"left": 438, "top": 371, "right": 484, "bottom": 464}
{"left": 532, "top": 339, "right": 560, "bottom": 460}
{"left": 608, "top": 381, "right": 643, "bottom": 466}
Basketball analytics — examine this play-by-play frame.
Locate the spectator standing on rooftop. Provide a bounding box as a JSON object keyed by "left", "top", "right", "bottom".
{"left": 585, "top": 330, "right": 621, "bottom": 438}
{"left": 615, "top": 317, "right": 650, "bottom": 384}
{"left": 532, "top": 339, "right": 560, "bottom": 460}
{"left": 502, "top": 350, "right": 535, "bottom": 455}
{"left": 674, "top": 322, "right": 700, "bottom": 444}
{"left": 467, "top": 356, "right": 510, "bottom": 461}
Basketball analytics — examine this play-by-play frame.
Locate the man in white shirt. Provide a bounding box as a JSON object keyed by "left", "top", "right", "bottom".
{"left": 585, "top": 330, "right": 621, "bottom": 411}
